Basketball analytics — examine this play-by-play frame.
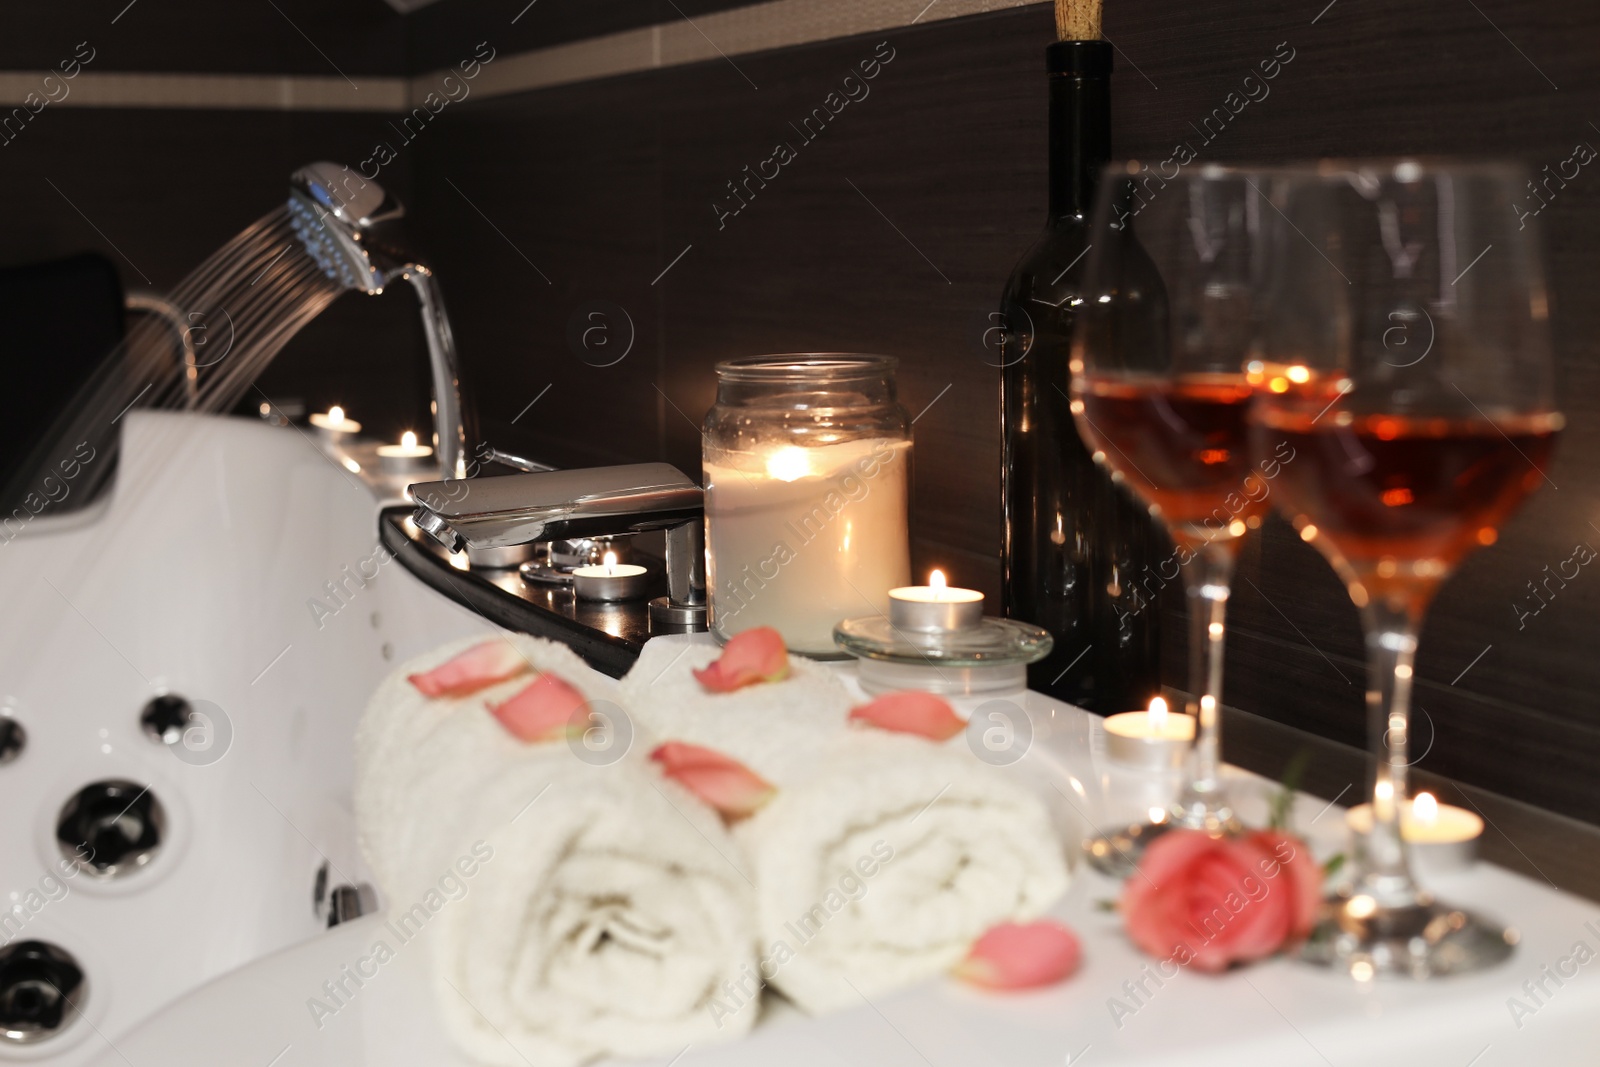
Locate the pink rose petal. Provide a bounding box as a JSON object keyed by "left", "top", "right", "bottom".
{"left": 488, "top": 673, "right": 589, "bottom": 743}
{"left": 691, "top": 627, "right": 790, "bottom": 692}
{"left": 954, "top": 921, "right": 1082, "bottom": 990}
{"left": 849, "top": 690, "right": 965, "bottom": 741}
{"left": 408, "top": 640, "right": 532, "bottom": 698}
{"left": 650, "top": 741, "right": 776, "bottom": 819}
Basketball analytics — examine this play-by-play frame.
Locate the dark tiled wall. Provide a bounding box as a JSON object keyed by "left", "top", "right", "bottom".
{"left": 0, "top": 0, "right": 404, "bottom": 76}
{"left": 408, "top": 1, "right": 1600, "bottom": 823}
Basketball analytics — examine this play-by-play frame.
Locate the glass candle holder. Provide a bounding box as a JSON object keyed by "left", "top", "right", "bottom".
{"left": 704, "top": 354, "right": 912, "bottom": 657}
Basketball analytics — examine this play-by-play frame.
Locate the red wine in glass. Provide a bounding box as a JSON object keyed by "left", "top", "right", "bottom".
{"left": 1078, "top": 373, "right": 1268, "bottom": 545}
{"left": 1254, "top": 406, "right": 1561, "bottom": 607}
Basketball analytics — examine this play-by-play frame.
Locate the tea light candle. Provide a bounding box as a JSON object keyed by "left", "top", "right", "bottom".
{"left": 1346, "top": 791, "right": 1482, "bottom": 876}
{"left": 309, "top": 405, "right": 362, "bottom": 440}
{"left": 1103, "top": 696, "right": 1194, "bottom": 770}
{"left": 572, "top": 551, "right": 651, "bottom": 602}
{"left": 377, "top": 430, "right": 435, "bottom": 474}
{"left": 889, "top": 570, "right": 984, "bottom": 632}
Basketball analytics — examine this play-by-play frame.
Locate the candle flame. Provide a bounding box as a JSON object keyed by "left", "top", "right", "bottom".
{"left": 328, "top": 405, "right": 345, "bottom": 423}
{"left": 1412, "top": 791, "right": 1438, "bottom": 825}
{"left": 1374, "top": 778, "right": 1395, "bottom": 819}
{"left": 603, "top": 550, "right": 617, "bottom": 576}
{"left": 929, "top": 569, "right": 947, "bottom": 601}
{"left": 765, "top": 446, "right": 811, "bottom": 482}
{"left": 1148, "top": 696, "right": 1168, "bottom": 731}
{"left": 401, "top": 430, "right": 418, "bottom": 449}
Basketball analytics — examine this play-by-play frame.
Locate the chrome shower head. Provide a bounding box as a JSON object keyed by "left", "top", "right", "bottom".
{"left": 288, "top": 162, "right": 407, "bottom": 294}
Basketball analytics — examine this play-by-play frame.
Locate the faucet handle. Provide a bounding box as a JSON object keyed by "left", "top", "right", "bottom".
{"left": 408, "top": 463, "right": 702, "bottom": 549}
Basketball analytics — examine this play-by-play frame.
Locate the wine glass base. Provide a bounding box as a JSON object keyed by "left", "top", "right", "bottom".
{"left": 1297, "top": 891, "right": 1518, "bottom": 978}
{"left": 1082, "top": 819, "right": 1172, "bottom": 877}
{"left": 1082, "top": 808, "right": 1243, "bottom": 878}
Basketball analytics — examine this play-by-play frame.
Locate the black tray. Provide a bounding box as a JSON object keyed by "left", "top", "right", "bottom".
{"left": 379, "top": 505, "right": 662, "bottom": 678}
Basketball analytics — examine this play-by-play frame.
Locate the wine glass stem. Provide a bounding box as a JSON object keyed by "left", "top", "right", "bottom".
{"left": 1359, "top": 601, "right": 1425, "bottom": 906}
{"left": 1177, "top": 544, "right": 1234, "bottom": 823}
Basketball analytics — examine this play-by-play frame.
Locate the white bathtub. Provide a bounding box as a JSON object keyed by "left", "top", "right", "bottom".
{"left": 0, "top": 412, "right": 488, "bottom": 1064}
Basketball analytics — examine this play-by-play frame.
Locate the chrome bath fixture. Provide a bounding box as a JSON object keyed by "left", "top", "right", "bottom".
{"left": 0, "top": 942, "right": 86, "bottom": 1046}
{"left": 408, "top": 463, "right": 708, "bottom": 631}
{"left": 288, "top": 161, "right": 469, "bottom": 480}
{"left": 55, "top": 779, "right": 166, "bottom": 880}
{"left": 139, "top": 693, "right": 194, "bottom": 745}
{"left": 0, "top": 718, "right": 22, "bottom": 766}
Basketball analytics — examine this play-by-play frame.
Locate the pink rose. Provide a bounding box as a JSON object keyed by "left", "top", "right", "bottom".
{"left": 1120, "top": 829, "right": 1322, "bottom": 972}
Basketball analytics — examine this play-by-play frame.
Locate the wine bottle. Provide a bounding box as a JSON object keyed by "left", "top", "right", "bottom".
{"left": 997, "top": 19, "right": 1166, "bottom": 710}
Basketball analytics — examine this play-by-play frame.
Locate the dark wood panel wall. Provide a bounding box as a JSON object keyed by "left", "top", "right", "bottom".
{"left": 406, "top": 0, "right": 1600, "bottom": 824}
{"left": 0, "top": 0, "right": 403, "bottom": 76}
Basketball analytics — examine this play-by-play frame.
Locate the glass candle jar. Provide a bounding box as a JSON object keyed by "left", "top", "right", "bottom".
{"left": 703, "top": 354, "right": 912, "bottom": 657}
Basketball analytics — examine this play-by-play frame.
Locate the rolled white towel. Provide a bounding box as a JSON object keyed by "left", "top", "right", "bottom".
{"left": 356, "top": 633, "right": 758, "bottom": 1067}
{"left": 622, "top": 639, "right": 1070, "bottom": 1017}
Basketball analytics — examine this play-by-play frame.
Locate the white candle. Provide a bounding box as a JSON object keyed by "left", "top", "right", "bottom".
{"left": 309, "top": 405, "right": 362, "bottom": 439}
{"left": 1103, "top": 696, "right": 1194, "bottom": 770}
{"left": 377, "top": 430, "right": 435, "bottom": 474}
{"left": 705, "top": 436, "right": 910, "bottom": 656}
{"left": 1347, "top": 791, "right": 1482, "bottom": 875}
{"left": 572, "top": 551, "right": 651, "bottom": 602}
{"left": 889, "top": 570, "right": 984, "bottom": 632}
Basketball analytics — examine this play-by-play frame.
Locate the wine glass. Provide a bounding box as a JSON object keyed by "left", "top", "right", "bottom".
{"left": 1249, "top": 160, "right": 1559, "bottom": 977}
{"left": 1071, "top": 164, "right": 1269, "bottom": 867}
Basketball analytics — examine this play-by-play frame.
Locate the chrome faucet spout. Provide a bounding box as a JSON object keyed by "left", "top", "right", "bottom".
{"left": 396, "top": 263, "right": 467, "bottom": 480}
{"left": 409, "top": 463, "right": 708, "bottom": 631}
